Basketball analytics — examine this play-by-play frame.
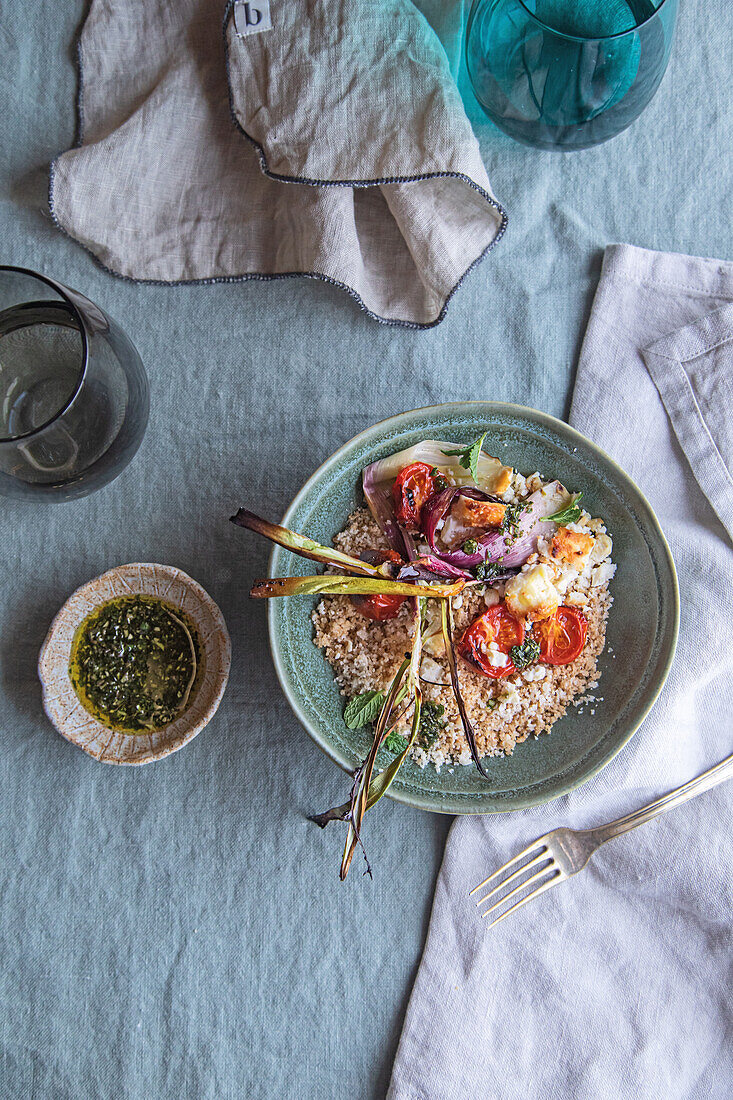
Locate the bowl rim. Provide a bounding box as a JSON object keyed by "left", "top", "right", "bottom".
{"left": 39, "top": 562, "right": 231, "bottom": 765}
{"left": 267, "top": 401, "right": 680, "bottom": 814}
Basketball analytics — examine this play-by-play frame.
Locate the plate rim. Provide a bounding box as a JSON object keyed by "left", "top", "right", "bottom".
{"left": 267, "top": 401, "right": 680, "bottom": 814}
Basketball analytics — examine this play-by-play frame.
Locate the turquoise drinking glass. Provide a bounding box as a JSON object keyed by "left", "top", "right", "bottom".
{"left": 466, "top": 0, "right": 679, "bottom": 150}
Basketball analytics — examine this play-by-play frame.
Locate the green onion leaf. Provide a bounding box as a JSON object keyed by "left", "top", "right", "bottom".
{"left": 250, "top": 575, "right": 464, "bottom": 599}
{"left": 440, "top": 599, "right": 491, "bottom": 781}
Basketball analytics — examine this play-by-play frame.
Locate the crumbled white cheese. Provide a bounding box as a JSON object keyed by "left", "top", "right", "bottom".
{"left": 565, "top": 590, "right": 588, "bottom": 607}
{"left": 483, "top": 587, "right": 500, "bottom": 608}
{"left": 505, "top": 564, "right": 560, "bottom": 621}
{"left": 486, "top": 641, "right": 509, "bottom": 667}
{"left": 420, "top": 656, "right": 445, "bottom": 682}
{"left": 498, "top": 685, "right": 520, "bottom": 708}
{"left": 591, "top": 561, "right": 616, "bottom": 588}
{"left": 591, "top": 533, "right": 613, "bottom": 562}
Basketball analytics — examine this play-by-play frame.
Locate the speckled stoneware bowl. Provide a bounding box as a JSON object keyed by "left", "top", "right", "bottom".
{"left": 39, "top": 563, "right": 231, "bottom": 764}
{"left": 268, "top": 402, "right": 679, "bottom": 814}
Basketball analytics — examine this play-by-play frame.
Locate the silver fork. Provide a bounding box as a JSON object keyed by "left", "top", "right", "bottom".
{"left": 470, "top": 750, "right": 733, "bottom": 928}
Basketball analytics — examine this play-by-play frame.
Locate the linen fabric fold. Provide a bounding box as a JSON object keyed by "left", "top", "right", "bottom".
{"left": 49, "top": 0, "right": 506, "bottom": 328}
{"left": 388, "top": 244, "right": 733, "bottom": 1100}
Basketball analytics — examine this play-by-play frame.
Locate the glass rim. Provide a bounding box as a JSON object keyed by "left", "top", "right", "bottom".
{"left": 0, "top": 265, "right": 90, "bottom": 445}
{"left": 508, "top": 0, "right": 672, "bottom": 43}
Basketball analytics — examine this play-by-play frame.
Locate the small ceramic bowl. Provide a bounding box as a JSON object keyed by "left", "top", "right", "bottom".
{"left": 39, "top": 563, "right": 231, "bottom": 764}
{"left": 268, "top": 402, "right": 679, "bottom": 814}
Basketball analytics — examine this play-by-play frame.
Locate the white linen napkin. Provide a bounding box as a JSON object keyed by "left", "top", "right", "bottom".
{"left": 388, "top": 244, "right": 733, "bottom": 1100}
{"left": 49, "top": 0, "right": 505, "bottom": 328}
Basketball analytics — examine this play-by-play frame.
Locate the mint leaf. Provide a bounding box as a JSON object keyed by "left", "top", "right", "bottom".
{"left": 343, "top": 690, "right": 384, "bottom": 729}
{"left": 384, "top": 730, "right": 408, "bottom": 754}
{"left": 547, "top": 492, "right": 584, "bottom": 526}
{"left": 440, "top": 432, "right": 487, "bottom": 484}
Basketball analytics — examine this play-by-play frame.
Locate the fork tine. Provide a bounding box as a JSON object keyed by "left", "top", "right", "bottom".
{"left": 478, "top": 864, "right": 558, "bottom": 919}
{"left": 473, "top": 850, "right": 551, "bottom": 907}
{"left": 482, "top": 870, "right": 561, "bottom": 927}
{"left": 468, "top": 842, "right": 547, "bottom": 897}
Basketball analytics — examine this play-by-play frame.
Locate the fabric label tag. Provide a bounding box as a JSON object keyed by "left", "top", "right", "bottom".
{"left": 234, "top": 0, "right": 272, "bottom": 36}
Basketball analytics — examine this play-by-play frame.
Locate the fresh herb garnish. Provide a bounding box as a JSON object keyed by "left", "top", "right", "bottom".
{"left": 418, "top": 701, "right": 446, "bottom": 747}
{"left": 379, "top": 701, "right": 446, "bottom": 756}
{"left": 509, "top": 636, "right": 541, "bottom": 670}
{"left": 430, "top": 467, "right": 449, "bottom": 492}
{"left": 343, "top": 690, "right": 385, "bottom": 729}
{"left": 462, "top": 538, "right": 479, "bottom": 555}
{"left": 384, "top": 730, "right": 409, "bottom": 754}
{"left": 486, "top": 699, "right": 498, "bottom": 711}
{"left": 441, "top": 432, "right": 487, "bottom": 484}
{"left": 548, "top": 493, "right": 583, "bottom": 526}
{"left": 473, "top": 559, "right": 505, "bottom": 581}
{"left": 500, "top": 500, "right": 530, "bottom": 538}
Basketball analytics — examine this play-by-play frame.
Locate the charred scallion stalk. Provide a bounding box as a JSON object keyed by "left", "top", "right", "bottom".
{"left": 340, "top": 656, "right": 411, "bottom": 879}
{"left": 340, "top": 600, "right": 427, "bottom": 880}
{"left": 440, "top": 599, "right": 491, "bottom": 781}
{"left": 230, "top": 508, "right": 385, "bottom": 577}
{"left": 309, "top": 698, "right": 415, "bottom": 828}
{"left": 250, "top": 575, "right": 465, "bottom": 599}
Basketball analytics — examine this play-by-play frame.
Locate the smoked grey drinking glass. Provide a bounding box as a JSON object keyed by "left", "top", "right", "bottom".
{"left": 466, "top": 0, "right": 679, "bottom": 150}
{"left": 0, "top": 266, "right": 149, "bottom": 502}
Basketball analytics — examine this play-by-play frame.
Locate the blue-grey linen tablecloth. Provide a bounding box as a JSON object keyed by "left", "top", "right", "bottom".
{"left": 0, "top": 1, "right": 731, "bottom": 1097}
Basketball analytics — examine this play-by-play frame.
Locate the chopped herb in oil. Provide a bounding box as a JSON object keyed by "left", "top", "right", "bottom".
{"left": 69, "top": 596, "right": 199, "bottom": 732}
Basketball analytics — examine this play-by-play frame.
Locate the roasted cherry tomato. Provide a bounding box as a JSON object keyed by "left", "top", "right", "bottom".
{"left": 350, "top": 592, "right": 406, "bottom": 621}
{"left": 392, "top": 462, "right": 440, "bottom": 531}
{"left": 532, "top": 606, "right": 587, "bottom": 665}
{"left": 456, "top": 603, "right": 524, "bottom": 679}
{"left": 350, "top": 548, "right": 406, "bottom": 621}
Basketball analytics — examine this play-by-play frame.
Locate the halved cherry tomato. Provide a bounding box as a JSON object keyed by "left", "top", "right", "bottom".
{"left": 350, "top": 593, "right": 405, "bottom": 621}
{"left": 392, "top": 462, "right": 440, "bottom": 531}
{"left": 456, "top": 603, "right": 524, "bottom": 679}
{"left": 532, "top": 606, "right": 587, "bottom": 665}
{"left": 350, "top": 548, "right": 406, "bottom": 621}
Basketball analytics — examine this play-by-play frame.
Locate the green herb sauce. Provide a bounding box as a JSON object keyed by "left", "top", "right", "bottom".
{"left": 69, "top": 595, "right": 199, "bottom": 732}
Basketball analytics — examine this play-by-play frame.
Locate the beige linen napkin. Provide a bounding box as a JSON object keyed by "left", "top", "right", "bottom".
{"left": 388, "top": 244, "right": 733, "bottom": 1100}
{"left": 49, "top": 0, "right": 506, "bottom": 328}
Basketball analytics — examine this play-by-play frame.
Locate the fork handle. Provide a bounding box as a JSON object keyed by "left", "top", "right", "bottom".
{"left": 590, "top": 750, "right": 733, "bottom": 845}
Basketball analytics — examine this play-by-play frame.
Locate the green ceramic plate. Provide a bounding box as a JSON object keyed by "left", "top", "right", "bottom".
{"left": 268, "top": 403, "right": 679, "bottom": 815}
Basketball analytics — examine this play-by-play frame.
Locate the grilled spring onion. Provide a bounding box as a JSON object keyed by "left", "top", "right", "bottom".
{"left": 440, "top": 599, "right": 490, "bottom": 780}
{"left": 231, "top": 503, "right": 494, "bottom": 880}
{"left": 339, "top": 597, "right": 426, "bottom": 880}
{"left": 230, "top": 508, "right": 386, "bottom": 577}
{"left": 250, "top": 575, "right": 465, "bottom": 599}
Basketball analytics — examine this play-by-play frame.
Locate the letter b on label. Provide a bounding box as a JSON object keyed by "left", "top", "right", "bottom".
{"left": 234, "top": 0, "right": 272, "bottom": 36}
